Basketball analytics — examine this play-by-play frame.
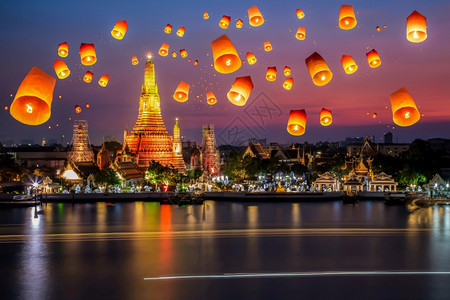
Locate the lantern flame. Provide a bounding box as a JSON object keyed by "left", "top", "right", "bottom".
{"left": 413, "top": 31, "right": 419, "bottom": 39}
{"left": 405, "top": 112, "right": 410, "bottom": 119}
{"left": 26, "top": 104, "right": 32, "bottom": 113}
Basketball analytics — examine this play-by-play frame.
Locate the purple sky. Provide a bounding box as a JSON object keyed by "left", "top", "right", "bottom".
{"left": 1, "top": 0, "right": 449, "bottom": 146}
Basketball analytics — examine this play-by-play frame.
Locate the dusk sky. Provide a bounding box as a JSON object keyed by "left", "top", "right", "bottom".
{"left": 1, "top": 0, "right": 449, "bottom": 146}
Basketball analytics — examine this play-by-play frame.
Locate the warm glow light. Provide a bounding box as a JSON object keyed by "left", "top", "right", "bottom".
{"left": 338, "top": 5, "right": 357, "bottom": 30}
{"left": 159, "top": 43, "right": 170, "bottom": 56}
{"left": 177, "top": 27, "right": 185, "bottom": 37}
{"left": 284, "top": 66, "right": 291, "bottom": 76}
{"left": 366, "top": 49, "right": 381, "bottom": 68}
{"left": 180, "top": 49, "right": 188, "bottom": 58}
{"left": 147, "top": 52, "right": 152, "bottom": 59}
{"left": 296, "top": 27, "right": 306, "bottom": 40}
{"left": 305, "top": 52, "right": 332, "bottom": 86}
{"left": 111, "top": 20, "right": 128, "bottom": 40}
{"left": 248, "top": 5, "right": 264, "bottom": 27}
{"left": 206, "top": 91, "right": 217, "bottom": 105}
{"left": 62, "top": 169, "right": 80, "bottom": 180}
{"left": 264, "top": 40, "right": 272, "bottom": 52}
{"left": 236, "top": 19, "right": 243, "bottom": 28}
{"left": 320, "top": 108, "right": 333, "bottom": 126}
{"left": 79, "top": 43, "right": 97, "bottom": 66}
{"left": 219, "top": 16, "right": 231, "bottom": 29}
{"left": 389, "top": 87, "right": 420, "bottom": 127}
{"left": 406, "top": 11, "right": 427, "bottom": 43}
{"left": 164, "top": 24, "right": 172, "bottom": 34}
{"left": 57, "top": 42, "right": 69, "bottom": 57}
{"left": 266, "top": 67, "right": 277, "bottom": 81}
{"left": 173, "top": 81, "right": 190, "bottom": 102}
{"left": 26, "top": 103, "right": 32, "bottom": 113}
{"left": 246, "top": 52, "right": 257, "bottom": 65}
{"left": 98, "top": 74, "right": 109, "bottom": 87}
{"left": 132, "top": 56, "right": 139, "bottom": 65}
{"left": 227, "top": 76, "right": 253, "bottom": 106}
{"left": 203, "top": 12, "right": 209, "bottom": 19}
{"left": 287, "top": 109, "right": 307, "bottom": 136}
{"left": 53, "top": 60, "right": 70, "bottom": 79}
{"left": 296, "top": 9, "right": 305, "bottom": 19}
{"left": 283, "top": 78, "right": 294, "bottom": 90}
{"left": 210, "top": 35, "right": 241, "bottom": 74}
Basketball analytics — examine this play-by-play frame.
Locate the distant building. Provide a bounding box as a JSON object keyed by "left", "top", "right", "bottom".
{"left": 384, "top": 132, "right": 393, "bottom": 144}
{"left": 201, "top": 125, "right": 221, "bottom": 176}
{"left": 111, "top": 161, "right": 145, "bottom": 188}
{"left": 4, "top": 144, "right": 67, "bottom": 170}
{"left": 347, "top": 137, "right": 409, "bottom": 158}
{"left": 96, "top": 143, "right": 111, "bottom": 170}
{"left": 427, "top": 138, "right": 450, "bottom": 153}
{"left": 67, "top": 120, "right": 94, "bottom": 163}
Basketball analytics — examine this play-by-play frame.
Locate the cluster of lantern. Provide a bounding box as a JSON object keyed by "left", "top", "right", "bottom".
{"left": 305, "top": 52, "right": 333, "bottom": 86}
{"left": 211, "top": 35, "right": 241, "bottom": 74}
{"left": 247, "top": 5, "right": 264, "bottom": 27}
{"left": 111, "top": 20, "right": 128, "bottom": 40}
{"left": 406, "top": 11, "right": 427, "bottom": 43}
{"left": 159, "top": 43, "right": 169, "bottom": 56}
{"left": 173, "top": 81, "right": 190, "bottom": 102}
{"left": 338, "top": 5, "right": 357, "bottom": 30}
{"left": 206, "top": 91, "right": 217, "bottom": 105}
{"left": 227, "top": 76, "right": 253, "bottom": 106}
{"left": 389, "top": 88, "right": 420, "bottom": 126}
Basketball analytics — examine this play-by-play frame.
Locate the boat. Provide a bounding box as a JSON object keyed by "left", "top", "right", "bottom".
{"left": 384, "top": 192, "right": 407, "bottom": 205}
{"left": 161, "top": 190, "right": 205, "bottom": 205}
{"left": 12, "top": 194, "right": 34, "bottom": 201}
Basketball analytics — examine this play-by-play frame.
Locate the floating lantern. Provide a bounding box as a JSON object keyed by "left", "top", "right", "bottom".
{"left": 98, "top": 74, "right": 109, "bottom": 87}
{"left": 177, "top": 27, "right": 185, "bottom": 37}
{"left": 287, "top": 110, "right": 307, "bottom": 136}
{"left": 210, "top": 34, "right": 241, "bottom": 74}
{"left": 10, "top": 67, "right": 56, "bottom": 125}
{"left": 246, "top": 52, "right": 257, "bottom": 65}
{"left": 283, "top": 78, "right": 294, "bottom": 90}
{"left": 376, "top": 26, "right": 381, "bottom": 32}
{"left": 384, "top": 25, "right": 387, "bottom": 29}
{"left": 203, "top": 12, "right": 209, "bottom": 19}
{"left": 305, "top": 52, "right": 333, "bottom": 86}
{"left": 75, "top": 105, "right": 81, "bottom": 113}
{"left": 366, "top": 49, "right": 381, "bottom": 68}
{"left": 227, "top": 76, "right": 253, "bottom": 106}
{"left": 173, "top": 81, "right": 190, "bottom": 102}
{"left": 264, "top": 41, "right": 272, "bottom": 52}
{"left": 132, "top": 56, "right": 138, "bottom": 65}
{"left": 53, "top": 60, "right": 70, "bottom": 79}
{"left": 4, "top": 105, "right": 8, "bottom": 111}
{"left": 79, "top": 43, "right": 97, "bottom": 66}
{"left": 57, "top": 42, "right": 69, "bottom": 57}
{"left": 219, "top": 16, "right": 231, "bottom": 29}
{"left": 206, "top": 91, "right": 217, "bottom": 105}
{"left": 341, "top": 55, "right": 358, "bottom": 74}
{"left": 372, "top": 113, "right": 377, "bottom": 119}
{"left": 172, "top": 51, "right": 177, "bottom": 58}
{"left": 83, "top": 71, "right": 93, "bottom": 83}
{"left": 320, "top": 108, "right": 332, "bottom": 126}
{"left": 164, "top": 24, "right": 172, "bottom": 34}
{"left": 111, "top": 20, "right": 128, "bottom": 40}
{"left": 406, "top": 11, "right": 427, "bottom": 43}
{"left": 284, "top": 66, "right": 291, "bottom": 76}
{"left": 389, "top": 87, "right": 420, "bottom": 126}
{"left": 248, "top": 5, "right": 264, "bottom": 27}
{"left": 236, "top": 19, "right": 243, "bottom": 28}
{"left": 188, "top": 59, "right": 191, "bottom": 63}
{"left": 159, "top": 43, "right": 169, "bottom": 56}
{"left": 296, "top": 9, "right": 305, "bottom": 19}
{"left": 180, "top": 49, "right": 188, "bottom": 58}
{"left": 296, "top": 27, "right": 306, "bottom": 40}
{"left": 193, "top": 60, "right": 198, "bottom": 66}
{"left": 86, "top": 103, "right": 90, "bottom": 108}
{"left": 266, "top": 67, "right": 277, "bottom": 81}
{"left": 339, "top": 5, "right": 357, "bottom": 30}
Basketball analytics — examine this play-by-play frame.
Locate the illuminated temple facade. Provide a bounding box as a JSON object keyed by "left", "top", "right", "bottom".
{"left": 116, "top": 55, "right": 186, "bottom": 171}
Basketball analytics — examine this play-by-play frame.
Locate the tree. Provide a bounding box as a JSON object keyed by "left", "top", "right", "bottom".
{"left": 95, "top": 168, "right": 121, "bottom": 187}
{"left": 145, "top": 160, "right": 176, "bottom": 189}
{"left": 0, "top": 153, "right": 27, "bottom": 182}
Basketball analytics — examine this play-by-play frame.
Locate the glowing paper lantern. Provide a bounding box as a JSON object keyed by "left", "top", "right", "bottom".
{"left": 79, "top": 43, "right": 97, "bottom": 66}
{"left": 296, "top": 9, "right": 305, "bottom": 19}
{"left": 206, "top": 91, "right": 217, "bottom": 105}
{"left": 248, "top": 5, "right": 264, "bottom": 27}
{"left": 389, "top": 88, "right": 420, "bottom": 127}
{"left": 366, "top": 49, "right": 381, "bottom": 68}
{"left": 173, "top": 81, "right": 190, "bottom": 102}
{"left": 376, "top": 26, "right": 381, "bottom": 32}
{"left": 266, "top": 67, "right": 277, "bottom": 81}
{"left": 4, "top": 106, "right": 8, "bottom": 111}
{"left": 172, "top": 51, "right": 177, "bottom": 58}
{"left": 246, "top": 52, "right": 257, "bottom": 65}
{"left": 219, "top": 16, "right": 231, "bottom": 29}
{"left": 320, "top": 108, "right": 332, "bottom": 126}
{"left": 227, "top": 76, "right": 254, "bottom": 106}
{"left": 341, "top": 55, "right": 358, "bottom": 74}
{"left": 296, "top": 27, "right": 306, "bottom": 40}
{"left": 164, "top": 24, "right": 172, "bottom": 34}
{"left": 58, "top": 42, "right": 69, "bottom": 57}
{"left": 193, "top": 60, "right": 198, "bottom": 66}
{"left": 305, "top": 52, "right": 333, "bottom": 86}
{"left": 83, "top": 71, "right": 93, "bottom": 83}
{"left": 177, "top": 27, "right": 185, "bottom": 37}
{"left": 372, "top": 113, "right": 377, "bottom": 119}
{"left": 98, "top": 74, "right": 109, "bottom": 87}
{"left": 287, "top": 110, "right": 307, "bottom": 136}
{"left": 132, "top": 56, "right": 139, "bottom": 65}
{"left": 86, "top": 103, "right": 90, "bottom": 108}
{"left": 339, "top": 5, "right": 357, "bottom": 30}
{"left": 111, "top": 20, "right": 128, "bottom": 40}
{"left": 210, "top": 34, "right": 241, "bottom": 74}
{"left": 284, "top": 66, "right": 291, "bottom": 76}
{"left": 10, "top": 67, "right": 56, "bottom": 125}
{"left": 180, "top": 49, "right": 188, "bottom": 58}
{"left": 406, "top": 11, "right": 427, "bottom": 43}
{"left": 53, "top": 60, "right": 70, "bottom": 79}
{"left": 283, "top": 78, "right": 294, "bottom": 90}
{"left": 264, "top": 41, "right": 272, "bottom": 52}
{"left": 159, "top": 43, "right": 169, "bottom": 56}
{"left": 203, "top": 12, "right": 209, "bottom": 19}
{"left": 236, "top": 19, "right": 243, "bottom": 28}
{"left": 75, "top": 105, "right": 81, "bottom": 113}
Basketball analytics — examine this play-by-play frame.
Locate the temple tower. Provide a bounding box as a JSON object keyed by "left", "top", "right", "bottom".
{"left": 172, "top": 118, "right": 186, "bottom": 171}
{"left": 68, "top": 120, "right": 94, "bottom": 163}
{"left": 201, "top": 124, "right": 221, "bottom": 176}
{"left": 97, "top": 143, "right": 111, "bottom": 170}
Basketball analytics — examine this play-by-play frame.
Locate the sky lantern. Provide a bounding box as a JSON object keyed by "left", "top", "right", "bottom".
{"left": 132, "top": 56, "right": 139, "bottom": 65}
{"left": 287, "top": 109, "right": 307, "bottom": 136}
{"left": 98, "top": 74, "right": 109, "bottom": 87}
{"left": 372, "top": 113, "right": 377, "bottom": 119}
{"left": 246, "top": 52, "right": 257, "bottom": 65}
{"left": 227, "top": 76, "right": 253, "bottom": 106}
{"left": 83, "top": 71, "right": 93, "bottom": 83}
{"left": 248, "top": 5, "right": 264, "bottom": 27}
{"left": 111, "top": 20, "right": 128, "bottom": 40}
{"left": 4, "top": 105, "right": 8, "bottom": 111}
{"left": 389, "top": 87, "right": 420, "bottom": 127}
{"left": 283, "top": 78, "right": 294, "bottom": 90}
{"left": 236, "top": 19, "right": 243, "bottom": 28}
{"left": 86, "top": 103, "right": 90, "bottom": 108}
{"left": 79, "top": 43, "right": 97, "bottom": 66}
{"left": 10, "top": 67, "right": 56, "bottom": 126}
{"left": 164, "top": 24, "right": 172, "bottom": 34}
{"left": 296, "top": 27, "right": 306, "bottom": 40}
{"left": 219, "top": 15, "right": 231, "bottom": 29}
{"left": 171, "top": 51, "right": 177, "bottom": 58}
{"left": 266, "top": 67, "right": 277, "bottom": 81}
{"left": 203, "top": 12, "right": 209, "bottom": 19}
{"left": 193, "top": 60, "right": 198, "bottom": 66}
{"left": 366, "top": 49, "right": 381, "bottom": 68}
{"left": 341, "top": 55, "right": 358, "bottom": 74}
{"left": 296, "top": 9, "right": 305, "bottom": 19}
{"left": 176, "top": 27, "right": 185, "bottom": 37}
{"left": 305, "top": 52, "right": 333, "bottom": 86}
{"left": 210, "top": 34, "right": 241, "bottom": 74}
{"left": 406, "top": 11, "right": 427, "bottom": 43}
{"left": 180, "top": 49, "right": 188, "bottom": 58}
{"left": 159, "top": 43, "right": 169, "bottom": 56}
{"left": 376, "top": 26, "right": 381, "bottom": 32}
{"left": 206, "top": 91, "right": 217, "bottom": 105}
{"left": 75, "top": 105, "right": 81, "bottom": 113}
{"left": 339, "top": 5, "right": 357, "bottom": 30}
{"left": 57, "top": 42, "right": 69, "bottom": 57}
{"left": 264, "top": 40, "right": 272, "bottom": 52}
{"left": 320, "top": 108, "right": 333, "bottom": 126}
{"left": 53, "top": 60, "right": 70, "bottom": 79}
{"left": 173, "top": 81, "right": 190, "bottom": 102}
{"left": 284, "top": 66, "right": 291, "bottom": 76}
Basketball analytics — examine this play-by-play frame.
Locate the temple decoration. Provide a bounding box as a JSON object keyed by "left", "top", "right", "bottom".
{"left": 79, "top": 43, "right": 97, "bottom": 66}
{"left": 339, "top": 5, "right": 357, "bottom": 30}
{"left": 305, "top": 52, "right": 332, "bottom": 86}
{"left": 111, "top": 20, "right": 128, "bottom": 40}
{"left": 227, "top": 76, "right": 253, "bottom": 106}
{"left": 98, "top": 74, "right": 109, "bottom": 87}
{"left": 83, "top": 71, "right": 93, "bottom": 83}
{"left": 284, "top": 66, "right": 291, "bottom": 76}
{"left": 159, "top": 43, "right": 169, "bottom": 56}
{"left": 75, "top": 105, "right": 81, "bottom": 113}
{"left": 53, "top": 60, "right": 70, "bottom": 79}
{"left": 341, "top": 55, "right": 358, "bottom": 74}
{"left": 320, "top": 108, "right": 332, "bottom": 126}
{"left": 264, "top": 40, "right": 272, "bottom": 52}
{"left": 67, "top": 120, "right": 94, "bottom": 162}
{"left": 287, "top": 109, "right": 307, "bottom": 136}
{"left": 406, "top": 11, "right": 427, "bottom": 43}
{"left": 219, "top": 15, "right": 231, "bottom": 29}
{"left": 58, "top": 42, "right": 69, "bottom": 57}
{"left": 176, "top": 27, "right": 185, "bottom": 37}
{"left": 248, "top": 5, "right": 264, "bottom": 27}
{"left": 296, "top": 9, "right": 305, "bottom": 19}
{"left": 132, "top": 56, "right": 139, "bottom": 65}
{"left": 296, "top": 27, "right": 306, "bottom": 40}
{"left": 366, "top": 49, "right": 381, "bottom": 68}
{"left": 266, "top": 67, "right": 277, "bottom": 81}
{"left": 283, "top": 78, "right": 294, "bottom": 90}
{"left": 211, "top": 34, "right": 241, "bottom": 74}
{"left": 206, "top": 91, "right": 217, "bottom": 105}
{"left": 180, "top": 49, "right": 188, "bottom": 58}
{"left": 164, "top": 24, "right": 172, "bottom": 34}
{"left": 173, "top": 81, "right": 190, "bottom": 102}
{"left": 246, "top": 52, "right": 257, "bottom": 65}
{"left": 236, "top": 19, "right": 243, "bottom": 28}
{"left": 389, "top": 87, "right": 420, "bottom": 127}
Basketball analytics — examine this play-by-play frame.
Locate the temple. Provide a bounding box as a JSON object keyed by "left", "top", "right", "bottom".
{"left": 116, "top": 54, "right": 186, "bottom": 171}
